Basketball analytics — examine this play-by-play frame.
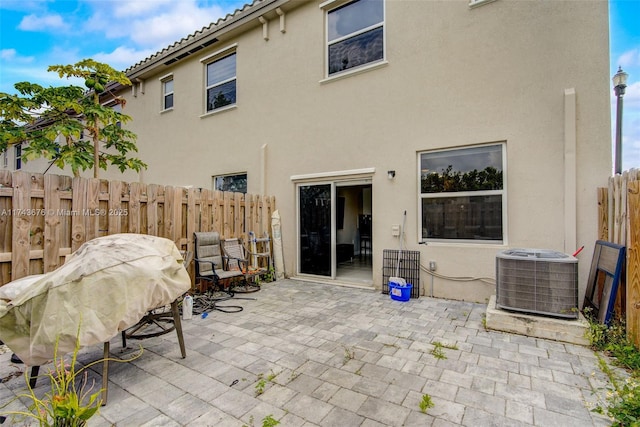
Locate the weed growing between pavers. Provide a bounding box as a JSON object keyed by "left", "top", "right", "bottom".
{"left": 255, "top": 370, "right": 278, "bottom": 396}
{"left": 419, "top": 394, "right": 434, "bottom": 413}
{"left": 430, "top": 341, "right": 458, "bottom": 360}
{"left": 342, "top": 346, "right": 355, "bottom": 364}
{"left": 243, "top": 414, "right": 280, "bottom": 427}
{"left": 584, "top": 308, "right": 640, "bottom": 425}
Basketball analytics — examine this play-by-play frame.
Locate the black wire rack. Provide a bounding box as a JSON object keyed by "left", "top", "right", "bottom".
{"left": 382, "top": 249, "right": 420, "bottom": 299}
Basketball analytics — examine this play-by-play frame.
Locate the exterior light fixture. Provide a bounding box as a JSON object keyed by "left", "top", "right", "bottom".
{"left": 387, "top": 170, "right": 396, "bottom": 180}
{"left": 613, "top": 66, "right": 628, "bottom": 175}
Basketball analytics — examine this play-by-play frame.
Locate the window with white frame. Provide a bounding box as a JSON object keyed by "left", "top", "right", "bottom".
{"left": 419, "top": 144, "right": 504, "bottom": 242}
{"left": 326, "top": 0, "right": 384, "bottom": 76}
{"left": 205, "top": 52, "right": 236, "bottom": 112}
{"left": 15, "top": 144, "right": 22, "bottom": 170}
{"left": 162, "top": 76, "right": 174, "bottom": 110}
{"left": 214, "top": 173, "right": 247, "bottom": 193}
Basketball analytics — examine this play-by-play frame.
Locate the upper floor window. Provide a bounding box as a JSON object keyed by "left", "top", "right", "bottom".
{"left": 419, "top": 144, "right": 505, "bottom": 243}
{"left": 206, "top": 53, "right": 236, "bottom": 112}
{"left": 214, "top": 173, "right": 247, "bottom": 193}
{"left": 15, "top": 144, "right": 22, "bottom": 170}
{"left": 162, "top": 76, "right": 174, "bottom": 110}
{"left": 326, "top": 0, "right": 384, "bottom": 76}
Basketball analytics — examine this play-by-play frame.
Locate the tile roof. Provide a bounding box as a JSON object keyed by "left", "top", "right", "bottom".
{"left": 125, "top": 0, "right": 283, "bottom": 78}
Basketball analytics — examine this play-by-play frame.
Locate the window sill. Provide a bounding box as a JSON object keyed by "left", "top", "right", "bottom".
{"left": 160, "top": 107, "right": 174, "bottom": 114}
{"left": 199, "top": 104, "right": 237, "bottom": 118}
{"left": 469, "top": 0, "right": 498, "bottom": 9}
{"left": 319, "top": 60, "right": 389, "bottom": 85}
{"left": 420, "top": 240, "right": 506, "bottom": 248}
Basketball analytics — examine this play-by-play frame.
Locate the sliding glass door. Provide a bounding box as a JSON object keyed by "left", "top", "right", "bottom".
{"left": 299, "top": 184, "right": 332, "bottom": 276}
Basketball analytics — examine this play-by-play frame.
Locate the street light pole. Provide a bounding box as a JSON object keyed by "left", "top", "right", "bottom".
{"left": 613, "top": 66, "right": 628, "bottom": 175}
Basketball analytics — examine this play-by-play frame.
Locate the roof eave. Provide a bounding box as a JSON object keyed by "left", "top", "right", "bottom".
{"left": 126, "top": 0, "right": 296, "bottom": 81}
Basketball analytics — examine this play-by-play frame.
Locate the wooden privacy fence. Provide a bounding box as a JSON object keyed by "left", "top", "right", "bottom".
{"left": 598, "top": 168, "right": 640, "bottom": 345}
{"left": 0, "top": 170, "right": 275, "bottom": 286}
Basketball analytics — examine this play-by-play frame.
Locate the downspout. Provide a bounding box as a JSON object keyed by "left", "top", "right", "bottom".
{"left": 564, "top": 88, "right": 577, "bottom": 254}
{"left": 261, "top": 143, "right": 268, "bottom": 196}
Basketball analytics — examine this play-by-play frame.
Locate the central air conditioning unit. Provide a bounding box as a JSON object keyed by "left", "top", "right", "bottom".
{"left": 496, "top": 249, "right": 578, "bottom": 319}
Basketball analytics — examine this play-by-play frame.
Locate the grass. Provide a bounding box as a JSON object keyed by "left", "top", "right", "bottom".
{"left": 419, "top": 394, "right": 434, "bottom": 413}
{"left": 584, "top": 308, "right": 640, "bottom": 425}
{"left": 243, "top": 415, "right": 280, "bottom": 427}
{"left": 430, "top": 341, "right": 458, "bottom": 360}
{"left": 255, "top": 370, "right": 278, "bottom": 396}
{"left": 343, "top": 346, "right": 355, "bottom": 364}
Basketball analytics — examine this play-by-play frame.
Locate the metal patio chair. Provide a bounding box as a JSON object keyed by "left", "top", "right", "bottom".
{"left": 193, "top": 231, "right": 244, "bottom": 293}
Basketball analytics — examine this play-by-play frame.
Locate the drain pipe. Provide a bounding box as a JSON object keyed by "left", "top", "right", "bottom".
{"left": 260, "top": 143, "right": 268, "bottom": 196}
{"left": 419, "top": 241, "right": 432, "bottom": 297}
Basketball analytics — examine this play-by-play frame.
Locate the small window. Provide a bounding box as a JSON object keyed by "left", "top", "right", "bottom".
{"left": 15, "top": 144, "right": 22, "bottom": 170}
{"left": 326, "top": 0, "right": 384, "bottom": 76}
{"left": 163, "top": 77, "right": 174, "bottom": 110}
{"left": 419, "top": 144, "right": 505, "bottom": 243}
{"left": 214, "top": 173, "right": 247, "bottom": 193}
{"left": 206, "top": 53, "right": 236, "bottom": 112}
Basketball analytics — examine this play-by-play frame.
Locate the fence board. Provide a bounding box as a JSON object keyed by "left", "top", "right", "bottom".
{"left": 598, "top": 187, "right": 608, "bottom": 240}
{"left": 71, "top": 177, "right": 87, "bottom": 252}
{"left": 628, "top": 181, "right": 640, "bottom": 345}
{"left": 0, "top": 171, "right": 12, "bottom": 283}
{"left": 0, "top": 172, "right": 275, "bottom": 286}
{"left": 44, "top": 174, "right": 61, "bottom": 273}
{"left": 147, "top": 184, "right": 158, "bottom": 236}
{"left": 11, "top": 172, "right": 32, "bottom": 280}
{"left": 128, "top": 182, "right": 142, "bottom": 234}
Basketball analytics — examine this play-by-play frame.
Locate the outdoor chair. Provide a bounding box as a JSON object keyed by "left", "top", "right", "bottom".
{"left": 193, "top": 231, "right": 244, "bottom": 293}
{"left": 221, "top": 237, "right": 261, "bottom": 293}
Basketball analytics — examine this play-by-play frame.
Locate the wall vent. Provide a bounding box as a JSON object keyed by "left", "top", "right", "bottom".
{"left": 496, "top": 249, "right": 578, "bottom": 319}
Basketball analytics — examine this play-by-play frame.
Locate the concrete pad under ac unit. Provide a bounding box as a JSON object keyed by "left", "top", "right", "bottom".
{"left": 485, "top": 295, "right": 590, "bottom": 346}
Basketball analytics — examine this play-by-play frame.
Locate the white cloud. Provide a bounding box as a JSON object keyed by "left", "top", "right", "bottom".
{"left": 18, "top": 13, "right": 66, "bottom": 31}
{"left": 618, "top": 48, "right": 640, "bottom": 68}
{"left": 93, "top": 46, "right": 158, "bottom": 71}
{"left": 111, "top": 0, "right": 175, "bottom": 18}
{"left": 83, "top": 1, "right": 234, "bottom": 51}
{"left": 1, "top": 49, "right": 34, "bottom": 63}
{"left": 624, "top": 81, "right": 640, "bottom": 109}
{"left": 622, "top": 116, "right": 640, "bottom": 170}
{"left": 1, "top": 49, "right": 17, "bottom": 60}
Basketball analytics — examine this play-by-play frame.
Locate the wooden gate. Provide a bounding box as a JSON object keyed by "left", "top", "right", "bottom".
{"left": 599, "top": 169, "right": 640, "bottom": 345}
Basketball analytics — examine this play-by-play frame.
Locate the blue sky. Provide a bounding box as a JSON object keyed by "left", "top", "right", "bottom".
{"left": 1, "top": 0, "right": 639, "bottom": 172}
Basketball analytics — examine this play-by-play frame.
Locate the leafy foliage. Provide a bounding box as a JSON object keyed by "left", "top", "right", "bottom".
{"left": 0, "top": 59, "right": 146, "bottom": 177}
{"left": 585, "top": 308, "right": 640, "bottom": 425}
{"left": 419, "top": 394, "right": 434, "bottom": 413}
{"left": 0, "top": 329, "right": 142, "bottom": 426}
{"left": 421, "top": 165, "right": 503, "bottom": 193}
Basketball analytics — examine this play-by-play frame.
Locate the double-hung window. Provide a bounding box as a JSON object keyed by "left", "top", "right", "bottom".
{"left": 326, "top": 0, "right": 384, "bottom": 76}
{"left": 419, "top": 144, "right": 505, "bottom": 243}
{"left": 162, "top": 76, "right": 174, "bottom": 110}
{"left": 15, "top": 144, "right": 22, "bottom": 170}
{"left": 205, "top": 52, "right": 237, "bottom": 113}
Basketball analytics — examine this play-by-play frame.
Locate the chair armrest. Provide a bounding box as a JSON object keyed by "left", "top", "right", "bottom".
{"left": 194, "top": 258, "right": 221, "bottom": 274}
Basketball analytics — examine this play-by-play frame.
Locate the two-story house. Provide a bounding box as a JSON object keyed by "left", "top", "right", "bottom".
{"left": 103, "top": 0, "right": 610, "bottom": 303}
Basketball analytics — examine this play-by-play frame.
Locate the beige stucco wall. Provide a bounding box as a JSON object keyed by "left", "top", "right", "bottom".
{"left": 87, "top": 0, "right": 610, "bottom": 304}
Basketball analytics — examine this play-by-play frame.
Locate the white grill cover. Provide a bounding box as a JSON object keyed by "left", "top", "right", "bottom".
{"left": 0, "top": 234, "right": 191, "bottom": 366}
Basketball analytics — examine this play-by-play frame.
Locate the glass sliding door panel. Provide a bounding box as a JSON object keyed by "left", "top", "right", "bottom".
{"left": 299, "top": 184, "right": 332, "bottom": 276}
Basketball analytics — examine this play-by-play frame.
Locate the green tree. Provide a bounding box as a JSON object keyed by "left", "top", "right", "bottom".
{"left": 0, "top": 59, "right": 146, "bottom": 178}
